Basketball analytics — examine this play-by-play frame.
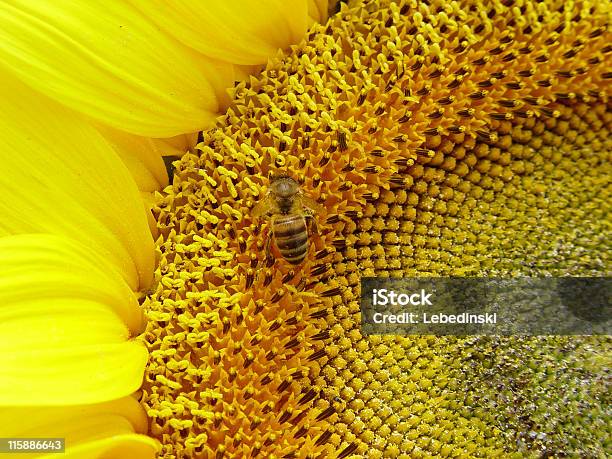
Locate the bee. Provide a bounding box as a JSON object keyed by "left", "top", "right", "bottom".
{"left": 252, "top": 175, "right": 320, "bottom": 265}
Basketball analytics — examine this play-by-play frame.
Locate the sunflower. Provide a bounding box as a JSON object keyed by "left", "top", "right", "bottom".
{"left": 1, "top": 0, "right": 610, "bottom": 458}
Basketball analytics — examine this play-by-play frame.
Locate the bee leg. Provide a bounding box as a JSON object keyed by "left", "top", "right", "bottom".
{"left": 264, "top": 230, "right": 275, "bottom": 265}
{"left": 305, "top": 214, "right": 319, "bottom": 236}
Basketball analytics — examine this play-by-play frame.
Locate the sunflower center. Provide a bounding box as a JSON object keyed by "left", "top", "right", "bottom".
{"left": 140, "top": 0, "right": 610, "bottom": 456}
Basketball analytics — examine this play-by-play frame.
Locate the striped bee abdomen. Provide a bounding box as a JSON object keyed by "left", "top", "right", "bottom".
{"left": 272, "top": 214, "right": 309, "bottom": 265}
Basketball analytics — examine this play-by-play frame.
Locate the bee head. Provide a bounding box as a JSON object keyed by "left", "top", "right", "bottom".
{"left": 269, "top": 175, "right": 299, "bottom": 213}
{"left": 269, "top": 175, "right": 299, "bottom": 198}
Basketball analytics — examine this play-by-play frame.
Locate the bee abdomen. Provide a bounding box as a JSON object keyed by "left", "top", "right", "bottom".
{"left": 273, "top": 215, "right": 309, "bottom": 265}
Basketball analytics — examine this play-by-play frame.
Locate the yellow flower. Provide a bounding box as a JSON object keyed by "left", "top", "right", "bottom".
{"left": 0, "top": 1, "right": 326, "bottom": 456}
{"left": 1, "top": 0, "right": 609, "bottom": 458}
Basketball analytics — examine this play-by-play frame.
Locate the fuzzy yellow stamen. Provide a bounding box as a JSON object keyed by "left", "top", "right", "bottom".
{"left": 141, "top": 0, "right": 610, "bottom": 456}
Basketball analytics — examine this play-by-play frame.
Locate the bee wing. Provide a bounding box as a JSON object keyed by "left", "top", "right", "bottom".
{"left": 252, "top": 194, "right": 274, "bottom": 217}
{"left": 298, "top": 193, "right": 324, "bottom": 214}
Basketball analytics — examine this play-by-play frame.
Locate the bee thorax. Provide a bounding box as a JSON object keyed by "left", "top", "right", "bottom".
{"left": 277, "top": 197, "right": 293, "bottom": 214}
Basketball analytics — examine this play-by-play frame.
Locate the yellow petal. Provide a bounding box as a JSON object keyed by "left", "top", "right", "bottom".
{"left": 308, "top": 0, "right": 330, "bottom": 22}
{"left": 0, "top": 75, "right": 154, "bottom": 291}
{"left": 0, "top": 396, "right": 148, "bottom": 435}
{"left": 158, "top": 133, "right": 199, "bottom": 154}
{"left": 129, "top": 0, "right": 310, "bottom": 66}
{"left": 141, "top": 192, "right": 160, "bottom": 240}
{"left": 0, "top": 261, "right": 148, "bottom": 405}
{"left": 2, "top": 339, "right": 147, "bottom": 406}
{"left": 0, "top": 398, "right": 158, "bottom": 458}
{"left": 96, "top": 128, "right": 199, "bottom": 194}
{"left": 0, "top": 234, "right": 145, "bottom": 335}
{"left": 2, "top": 338, "right": 146, "bottom": 407}
{"left": 96, "top": 126, "right": 171, "bottom": 193}
{"left": 0, "top": 237, "right": 147, "bottom": 406}
{"left": 0, "top": 0, "right": 235, "bottom": 137}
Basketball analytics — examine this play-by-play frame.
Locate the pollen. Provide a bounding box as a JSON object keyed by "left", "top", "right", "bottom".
{"left": 141, "top": 0, "right": 610, "bottom": 457}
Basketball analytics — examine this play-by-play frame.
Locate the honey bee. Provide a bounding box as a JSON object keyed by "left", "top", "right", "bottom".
{"left": 252, "top": 175, "right": 320, "bottom": 265}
